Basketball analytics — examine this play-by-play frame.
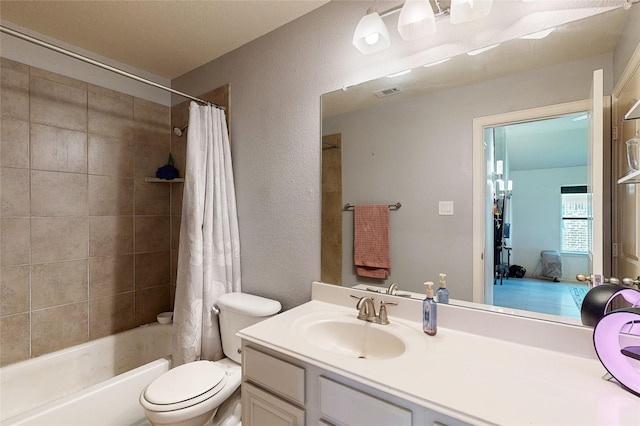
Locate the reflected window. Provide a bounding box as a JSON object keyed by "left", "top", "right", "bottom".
{"left": 561, "top": 185, "right": 588, "bottom": 253}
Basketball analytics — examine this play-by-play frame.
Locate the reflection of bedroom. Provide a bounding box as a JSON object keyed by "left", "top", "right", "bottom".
{"left": 490, "top": 112, "right": 589, "bottom": 284}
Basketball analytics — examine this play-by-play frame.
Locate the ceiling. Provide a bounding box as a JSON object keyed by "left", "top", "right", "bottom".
{"left": 0, "top": 0, "right": 329, "bottom": 80}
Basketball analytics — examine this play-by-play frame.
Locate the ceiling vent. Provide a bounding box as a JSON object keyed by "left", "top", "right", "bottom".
{"left": 373, "top": 86, "right": 403, "bottom": 98}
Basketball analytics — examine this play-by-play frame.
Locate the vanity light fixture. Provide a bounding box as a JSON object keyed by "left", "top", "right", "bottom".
{"left": 450, "top": 0, "right": 494, "bottom": 24}
{"left": 352, "top": 7, "right": 391, "bottom": 55}
{"left": 467, "top": 43, "right": 500, "bottom": 56}
{"left": 494, "top": 160, "right": 512, "bottom": 197}
{"left": 397, "top": 0, "right": 437, "bottom": 41}
{"left": 496, "top": 160, "right": 503, "bottom": 175}
{"left": 353, "top": 0, "right": 493, "bottom": 55}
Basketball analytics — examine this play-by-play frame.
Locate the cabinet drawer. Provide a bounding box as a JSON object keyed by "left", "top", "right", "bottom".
{"left": 243, "top": 346, "right": 305, "bottom": 405}
{"left": 319, "top": 376, "right": 412, "bottom": 426}
{"left": 242, "top": 382, "right": 305, "bottom": 426}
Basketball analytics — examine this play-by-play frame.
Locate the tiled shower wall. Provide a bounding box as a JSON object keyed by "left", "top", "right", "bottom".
{"left": 0, "top": 58, "right": 175, "bottom": 366}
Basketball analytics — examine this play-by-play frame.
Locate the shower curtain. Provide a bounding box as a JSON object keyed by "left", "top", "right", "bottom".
{"left": 172, "top": 102, "right": 241, "bottom": 366}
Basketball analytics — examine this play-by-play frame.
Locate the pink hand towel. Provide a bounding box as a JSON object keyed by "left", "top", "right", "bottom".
{"left": 354, "top": 204, "right": 390, "bottom": 279}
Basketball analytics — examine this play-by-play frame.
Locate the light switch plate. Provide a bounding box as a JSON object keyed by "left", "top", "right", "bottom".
{"left": 439, "top": 201, "right": 454, "bottom": 216}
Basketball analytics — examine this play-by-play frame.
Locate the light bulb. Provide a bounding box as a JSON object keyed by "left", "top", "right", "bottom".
{"left": 352, "top": 9, "right": 391, "bottom": 54}
{"left": 365, "top": 33, "right": 379, "bottom": 45}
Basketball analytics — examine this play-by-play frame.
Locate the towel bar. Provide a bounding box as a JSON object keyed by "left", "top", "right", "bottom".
{"left": 343, "top": 203, "right": 401, "bottom": 211}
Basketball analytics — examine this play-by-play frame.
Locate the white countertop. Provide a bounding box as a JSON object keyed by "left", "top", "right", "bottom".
{"left": 238, "top": 285, "right": 640, "bottom": 425}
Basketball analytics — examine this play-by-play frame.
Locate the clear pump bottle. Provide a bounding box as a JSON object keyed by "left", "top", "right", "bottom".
{"left": 436, "top": 273, "right": 449, "bottom": 304}
{"left": 423, "top": 281, "right": 437, "bottom": 336}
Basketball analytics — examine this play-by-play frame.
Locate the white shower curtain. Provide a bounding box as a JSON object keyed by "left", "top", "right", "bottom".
{"left": 172, "top": 102, "right": 241, "bottom": 366}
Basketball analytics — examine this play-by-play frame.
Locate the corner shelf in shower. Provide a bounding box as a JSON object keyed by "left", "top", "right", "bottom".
{"left": 144, "top": 177, "right": 185, "bottom": 183}
{"left": 617, "top": 169, "right": 640, "bottom": 184}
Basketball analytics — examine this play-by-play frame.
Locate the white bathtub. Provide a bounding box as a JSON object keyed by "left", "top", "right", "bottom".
{"left": 0, "top": 323, "right": 172, "bottom": 425}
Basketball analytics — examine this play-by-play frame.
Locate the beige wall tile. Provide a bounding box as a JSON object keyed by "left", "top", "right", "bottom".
{"left": 0, "top": 313, "right": 30, "bottom": 366}
{"left": 135, "top": 216, "right": 170, "bottom": 253}
{"left": 1, "top": 167, "right": 30, "bottom": 217}
{"left": 31, "top": 170, "right": 87, "bottom": 216}
{"left": 1, "top": 218, "right": 30, "bottom": 266}
{"left": 135, "top": 286, "right": 170, "bottom": 326}
{"left": 170, "top": 136, "right": 187, "bottom": 174}
{"left": 88, "top": 83, "right": 133, "bottom": 103}
{"left": 134, "top": 178, "right": 170, "bottom": 215}
{"left": 30, "top": 124, "right": 87, "bottom": 173}
{"left": 31, "top": 217, "right": 88, "bottom": 263}
{"left": 89, "top": 255, "right": 134, "bottom": 298}
{"left": 322, "top": 165, "right": 341, "bottom": 192}
{"left": 89, "top": 293, "right": 135, "bottom": 340}
{"left": 1, "top": 58, "right": 29, "bottom": 73}
{"left": 30, "top": 67, "right": 87, "bottom": 90}
{"left": 1, "top": 265, "right": 30, "bottom": 316}
{"left": 170, "top": 248, "right": 178, "bottom": 289}
{"left": 134, "top": 98, "right": 170, "bottom": 145}
{"left": 171, "top": 182, "right": 184, "bottom": 216}
{"left": 1, "top": 66, "right": 29, "bottom": 120}
{"left": 88, "top": 91, "right": 133, "bottom": 140}
{"left": 1, "top": 117, "right": 29, "bottom": 168}
{"left": 0, "top": 58, "right": 175, "bottom": 365}
{"left": 31, "top": 260, "right": 88, "bottom": 310}
{"left": 30, "top": 76, "right": 87, "bottom": 131}
{"left": 88, "top": 134, "right": 134, "bottom": 177}
{"left": 31, "top": 303, "right": 88, "bottom": 357}
{"left": 135, "top": 251, "right": 170, "bottom": 290}
{"left": 89, "top": 215, "right": 133, "bottom": 256}
{"left": 89, "top": 175, "right": 133, "bottom": 216}
{"left": 134, "top": 141, "right": 172, "bottom": 178}
{"left": 171, "top": 215, "right": 181, "bottom": 250}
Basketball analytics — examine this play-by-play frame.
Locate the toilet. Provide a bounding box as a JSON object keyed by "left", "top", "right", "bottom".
{"left": 139, "top": 292, "right": 281, "bottom": 426}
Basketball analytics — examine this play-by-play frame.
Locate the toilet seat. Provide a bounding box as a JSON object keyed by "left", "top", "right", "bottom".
{"left": 141, "top": 361, "right": 228, "bottom": 412}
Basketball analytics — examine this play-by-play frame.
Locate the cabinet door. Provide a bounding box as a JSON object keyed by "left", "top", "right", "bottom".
{"left": 242, "top": 382, "right": 305, "bottom": 426}
{"left": 319, "top": 377, "right": 412, "bottom": 426}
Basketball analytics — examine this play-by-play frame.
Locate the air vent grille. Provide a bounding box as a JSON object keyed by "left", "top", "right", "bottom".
{"left": 373, "top": 86, "right": 403, "bottom": 98}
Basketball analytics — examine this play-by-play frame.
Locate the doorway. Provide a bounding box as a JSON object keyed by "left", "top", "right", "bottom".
{"left": 472, "top": 100, "right": 594, "bottom": 318}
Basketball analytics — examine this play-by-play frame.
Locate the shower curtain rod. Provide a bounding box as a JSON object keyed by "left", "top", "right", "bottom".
{"left": 0, "top": 25, "right": 225, "bottom": 110}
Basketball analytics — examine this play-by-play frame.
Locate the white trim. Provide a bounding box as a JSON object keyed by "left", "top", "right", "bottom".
{"left": 472, "top": 100, "right": 590, "bottom": 304}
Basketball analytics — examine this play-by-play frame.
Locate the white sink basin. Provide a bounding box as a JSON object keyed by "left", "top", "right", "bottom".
{"left": 293, "top": 312, "right": 408, "bottom": 360}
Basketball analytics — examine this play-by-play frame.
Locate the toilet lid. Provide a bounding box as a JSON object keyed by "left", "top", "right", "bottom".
{"left": 144, "top": 361, "right": 226, "bottom": 406}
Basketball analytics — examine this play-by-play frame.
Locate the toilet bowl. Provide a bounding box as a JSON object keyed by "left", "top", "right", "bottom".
{"left": 140, "top": 292, "right": 281, "bottom": 426}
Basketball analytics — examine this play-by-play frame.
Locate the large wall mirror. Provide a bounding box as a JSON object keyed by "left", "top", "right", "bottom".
{"left": 321, "top": 6, "right": 639, "bottom": 323}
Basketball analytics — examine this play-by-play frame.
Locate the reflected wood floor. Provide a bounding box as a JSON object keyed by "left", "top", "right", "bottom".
{"left": 493, "top": 277, "right": 588, "bottom": 318}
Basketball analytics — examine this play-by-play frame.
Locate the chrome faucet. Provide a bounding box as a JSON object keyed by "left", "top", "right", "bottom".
{"left": 350, "top": 295, "right": 397, "bottom": 325}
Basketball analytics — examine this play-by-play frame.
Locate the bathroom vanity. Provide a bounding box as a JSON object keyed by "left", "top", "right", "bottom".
{"left": 239, "top": 282, "right": 640, "bottom": 425}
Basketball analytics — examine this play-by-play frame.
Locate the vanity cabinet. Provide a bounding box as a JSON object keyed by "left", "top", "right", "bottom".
{"left": 241, "top": 342, "right": 469, "bottom": 426}
{"left": 242, "top": 346, "right": 306, "bottom": 426}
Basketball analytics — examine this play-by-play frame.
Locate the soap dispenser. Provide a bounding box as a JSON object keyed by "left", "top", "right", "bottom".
{"left": 423, "top": 282, "right": 437, "bottom": 336}
{"left": 436, "top": 273, "right": 449, "bottom": 304}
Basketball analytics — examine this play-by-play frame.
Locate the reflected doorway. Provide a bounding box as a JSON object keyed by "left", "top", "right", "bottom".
{"left": 485, "top": 111, "right": 589, "bottom": 317}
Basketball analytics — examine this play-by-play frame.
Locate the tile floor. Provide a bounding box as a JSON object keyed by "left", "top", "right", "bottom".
{"left": 493, "top": 277, "right": 588, "bottom": 318}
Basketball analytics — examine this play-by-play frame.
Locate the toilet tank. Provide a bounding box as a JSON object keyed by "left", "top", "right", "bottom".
{"left": 217, "top": 292, "right": 281, "bottom": 363}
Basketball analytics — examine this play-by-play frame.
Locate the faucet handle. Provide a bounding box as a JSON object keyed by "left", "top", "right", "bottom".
{"left": 377, "top": 300, "right": 397, "bottom": 325}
